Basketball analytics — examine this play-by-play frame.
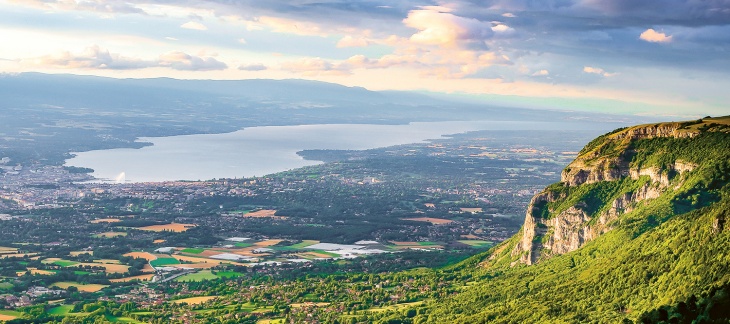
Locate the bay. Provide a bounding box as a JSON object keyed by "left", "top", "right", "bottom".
{"left": 65, "top": 121, "right": 598, "bottom": 183}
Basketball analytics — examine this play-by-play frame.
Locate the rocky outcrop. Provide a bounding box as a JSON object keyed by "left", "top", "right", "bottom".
{"left": 561, "top": 157, "right": 630, "bottom": 187}
{"left": 561, "top": 123, "right": 699, "bottom": 187}
{"left": 563, "top": 158, "right": 696, "bottom": 187}
{"left": 513, "top": 151, "right": 695, "bottom": 265}
{"left": 612, "top": 123, "right": 699, "bottom": 140}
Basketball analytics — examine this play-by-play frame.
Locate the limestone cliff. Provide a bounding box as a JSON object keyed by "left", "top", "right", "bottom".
{"left": 511, "top": 121, "right": 704, "bottom": 265}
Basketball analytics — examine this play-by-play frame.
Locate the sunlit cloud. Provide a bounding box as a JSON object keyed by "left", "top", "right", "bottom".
{"left": 640, "top": 29, "right": 672, "bottom": 43}
{"left": 279, "top": 57, "right": 351, "bottom": 76}
{"left": 583, "top": 66, "right": 618, "bottom": 77}
{"left": 251, "top": 16, "right": 326, "bottom": 37}
{"left": 158, "top": 51, "right": 227, "bottom": 71}
{"left": 1, "top": 0, "right": 728, "bottom": 115}
{"left": 27, "top": 45, "right": 153, "bottom": 70}
{"left": 24, "top": 45, "right": 227, "bottom": 71}
{"left": 403, "top": 7, "right": 493, "bottom": 47}
{"left": 180, "top": 21, "right": 208, "bottom": 31}
{"left": 336, "top": 36, "right": 371, "bottom": 48}
{"left": 8, "top": 0, "right": 146, "bottom": 14}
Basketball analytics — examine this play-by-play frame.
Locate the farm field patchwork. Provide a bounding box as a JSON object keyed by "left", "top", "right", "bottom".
{"left": 89, "top": 218, "right": 121, "bottom": 223}
{"left": 149, "top": 257, "right": 180, "bottom": 267}
{"left": 123, "top": 251, "right": 157, "bottom": 260}
{"left": 137, "top": 223, "right": 196, "bottom": 232}
{"left": 93, "top": 232, "right": 127, "bottom": 238}
{"left": 171, "top": 296, "right": 217, "bottom": 305}
{"left": 51, "top": 282, "right": 108, "bottom": 292}
{"left": 174, "top": 270, "right": 218, "bottom": 282}
{"left": 0, "top": 310, "right": 22, "bottom": 321}
{"left": 457, "top": 240, "right": 493, "bottom": 247}
{"left": 401, "top": 217, "right": 454, "bottom": 225}
{"left": 109, "top": 274, "right": 155, "bottom": 283}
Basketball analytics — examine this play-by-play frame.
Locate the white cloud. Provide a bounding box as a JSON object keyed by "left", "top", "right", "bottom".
{"left": 640, "top": 28, "right": 672, "bottom": 43}
{"left": 532, "top": 69, "right": 549, "bottom": 76}
{"left": 336, "top": 35, "right": 371, "bottom": 48}
{"left": 279, "top": 57, "right": 351, "bottom": 76}
{"left": 8, "top": 0, "right": 146, "bottom": 14}
{"left": 583, "top": 66, "right": 617, "bottom": 77}
{"left": 25, "top": 45, "right": 228, "bottom": 71}
{"left": 180, "top": 21, "right": 208, "bottom": 31}
{"left": 237, "top": 38, "right": 247, "bottom": 44}
{"left": 403, "top": 7, "right": 493, "bottom": 47}
{"left": 158, "top": 51, "right": 227, "bottom": 71}
{"left": 28, "top": 45, "right": 153, "bottom": 70}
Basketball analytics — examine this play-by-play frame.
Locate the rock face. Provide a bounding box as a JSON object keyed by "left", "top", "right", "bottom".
{"left": 561, "top": 123, "right": 698, "bottom": 187}
{"left": 512, "top": 125, "right": 698, "bottom": 265}
{"left": 612, "top": 123, "right": 699, "bottom": 140}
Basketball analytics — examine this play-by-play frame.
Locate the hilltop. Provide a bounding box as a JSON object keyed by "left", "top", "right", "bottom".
{"left": 420, "top": 116, "right": 730, "bottom": 323}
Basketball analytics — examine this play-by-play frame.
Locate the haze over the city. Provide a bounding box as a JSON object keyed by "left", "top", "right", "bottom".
{"left": 1, "top": 0, "right": 729, "bottom": 117}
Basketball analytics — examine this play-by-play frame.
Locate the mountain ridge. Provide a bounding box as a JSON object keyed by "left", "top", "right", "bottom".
{"left": 418, "top": 116, "right": 730, "bottom": 323}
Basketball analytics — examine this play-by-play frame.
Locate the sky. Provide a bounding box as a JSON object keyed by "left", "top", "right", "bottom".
{"left": 1, "top": 0, "right": 729, "bottom": 117}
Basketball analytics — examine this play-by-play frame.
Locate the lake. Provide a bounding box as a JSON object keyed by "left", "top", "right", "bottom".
{"left": 65, "top": 121, "right": 604, "bottom": 183}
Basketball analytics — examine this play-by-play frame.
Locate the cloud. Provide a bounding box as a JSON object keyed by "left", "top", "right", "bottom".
{"left": 248, "top": 16, "right": 326, "bottom": 36}
{"left": 403, "top": 7, "right": 494, "bottom": 47}
{"left": 237, "top": 38, "right": 247, "bottom": 44}
{"left": 238, "top": 63, "right": 267, "bottom": 71}
{"left": 336, "top": 35, "right": 371, "bottom": 48}
{"left": 531, "top": 69, "right": 549, "bottom": 76}
{"left": 27, "top": 46, "right": 227, "bottom": 71}
{"left": 8, "top": 0, "right": 146, "bottom": 15}
{"left": 583, "top": 66, "right": 618, "bottom": 77}
{"left": 158, "top": 51, "right": 227, "bottom": 71}
{"left": 180, "top": 21, "right": 208, "bottom": 31}
{"left": 491, "top": 23, "right": 516, "bottom": 37}
{"left": 640, "top": 28, "right": 672, "bottom": 43}
{"left": 29, "top": 45, "right": 153, "bottom": 69}
{"left": 279, "top": 57, "right": 351, "bottom": 76}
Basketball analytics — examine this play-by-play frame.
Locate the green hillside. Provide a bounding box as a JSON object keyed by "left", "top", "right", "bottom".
{"left": 414, "top": 117, "right": 730, "bottom": 323}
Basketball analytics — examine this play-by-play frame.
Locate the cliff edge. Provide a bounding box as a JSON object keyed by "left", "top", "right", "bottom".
{"left": 510, "top": 117, "right": 730, "bottom": 265}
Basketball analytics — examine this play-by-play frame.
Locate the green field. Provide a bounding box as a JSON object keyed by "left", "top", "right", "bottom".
{"left": 105, "top": 314, "right": 144, "bottom": 323}
{"left": 130, "top": 312, "right": 154, "bottom": 316}
{"left": 0, "top": 282, "right": 13, "bottom": 290}
{"left": 74, "top": 270, "right": 91, "bottom": 275}
{"left": 309, "top": 250, "right": 340, "bottom": 257}
{"left": 234, "top": 242, "right": 253, "bottom": 248}
{"left": 288, "top": 240, "right": 319, "bottom": 249}
{"left": 215, "top": 271, "right": 244, "bottom": 279}
{"left": 175, "top": 270, "right": 218, "bottom": 282}
{"left": 53, "top": 260, "right": 79, "bottom": 267}
{"left": 181, "top": 248, "right": 204, "bottom": 254}
{"left": 457, "top": 240, "right": 493, "bottom": 247}
{"left": 149, "top": 258, "right": 180, "bottom": 267}
{"left": 0, "top": 309, "right": 23, "bottom": 316}
{"left": 417, "top": 242, "right": 438, "bottom": 246}
{"left": 47, "top": 305, "right": 74, "bottom": 315}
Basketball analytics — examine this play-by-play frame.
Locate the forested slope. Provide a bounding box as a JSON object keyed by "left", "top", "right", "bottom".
{"left": 416, "top": 117, "right": 730, "bottom": 323}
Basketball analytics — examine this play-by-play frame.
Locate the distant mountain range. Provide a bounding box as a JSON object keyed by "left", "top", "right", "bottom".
{"left": 0, "top": 73, "right": 649, "bottom": 165}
